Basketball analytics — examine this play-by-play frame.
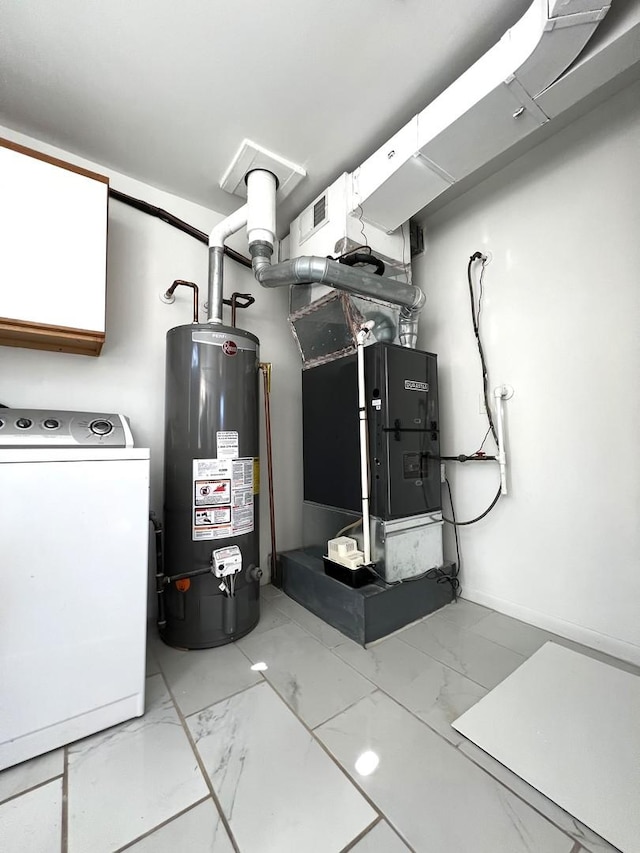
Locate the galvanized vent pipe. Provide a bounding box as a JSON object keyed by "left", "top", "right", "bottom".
{"left": 251, "top": 251, "right": 425, "bottom": 348}
{"left": 208, "top": 165, "right": 425, "bottom": 345}
{"left": 207, "top": 205, "right": 248, "bottom": 323}
{"left": 243, "top": 168, "right": 425, "bottom": 347}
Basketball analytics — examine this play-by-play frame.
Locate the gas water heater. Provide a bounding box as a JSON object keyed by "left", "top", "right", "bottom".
{"left": 161, "top": 324, "right": 261, "bottom": 649}
{"left": 158, "top": 166, "right": 427, "bottom": 648}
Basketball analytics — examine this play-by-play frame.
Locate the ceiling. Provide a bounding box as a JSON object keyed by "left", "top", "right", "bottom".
{"left": 0, "top": 0, "right": 532, "bottom": 228}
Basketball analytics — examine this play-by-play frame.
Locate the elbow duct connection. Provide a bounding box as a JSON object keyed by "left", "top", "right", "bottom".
{"left": 207, "top": 169, "right": 277, "bottom": 324}
{"left": 250, "top": 249, "right": 425, "bottom": 348}
{"left": 211, "top": 165, "right": 425, "bottom": 346}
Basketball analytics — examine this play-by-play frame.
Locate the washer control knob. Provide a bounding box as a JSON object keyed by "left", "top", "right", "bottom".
{"left": 43, "top": 418, "right": 60, "bottom": 430}
{"left": 89, "top": 419, "right": 113, "bottom": 436}
{"left": 16, "top": 417, "right": 33, "bottom": 429}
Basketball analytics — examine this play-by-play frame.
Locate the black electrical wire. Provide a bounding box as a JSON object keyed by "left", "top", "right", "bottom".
{"left": 365, "top": 472, "right": 461, "bottom": 596}
{"left": 445, "top": 478, "right": 461, "bottom": 576}
{"left": 108, "top": 188, "right": 253, "bottom": 269}
{"left": 437, "top": 454, "right": 496, "bottom": 463}
{"left": 368, "top": 562, "right": 459, "bottom": 595}
{"left": 442, "top": 482, "right": 502, "bottom": 527}
{"left": 468, "top": 252, "right": 498, "bottom": 446}
{"left": 338, "top": 252, "right": 385, "bottom": 276}
{"left": 334, "top": 244, "right": 372, "bottom": 260}
{"left": 475, "top": 425, "right": 492, "bottom": 455}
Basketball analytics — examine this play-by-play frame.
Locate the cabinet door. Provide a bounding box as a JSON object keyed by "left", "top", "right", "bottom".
{"left": 0, "top": 139, "right": 108, "bottom": 355}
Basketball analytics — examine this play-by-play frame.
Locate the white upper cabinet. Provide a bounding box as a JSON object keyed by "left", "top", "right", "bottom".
{"left": 0, "top": 139, "right": 109, "bottom": 356}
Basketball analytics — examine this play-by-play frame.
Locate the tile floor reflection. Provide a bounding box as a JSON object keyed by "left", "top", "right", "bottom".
{"left": 1, "top": 590, "right": 633, "bottom": 852}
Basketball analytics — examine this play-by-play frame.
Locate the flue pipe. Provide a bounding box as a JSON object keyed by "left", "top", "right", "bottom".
{"left": 246, "top": 170, "right": 277, "bottom": 247}
{"left": 207, "top": 168, "right": 277, "bottom": 324}
{"left": 207, "top": 204, "right": 248, "bottom": 323}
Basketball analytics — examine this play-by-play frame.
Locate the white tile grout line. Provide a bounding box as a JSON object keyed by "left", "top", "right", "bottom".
{"left": 229, "top": 643, "right": 402, "bottom": 849}
{"left": 151, "top": 623, "right": 394, "bottom": 847}
{"left": 429, "top": 607, "right": 639, "bottom": 676}
{"left": 0, "top": 601, "right": 605, "bottom": 853}
{"left": 113, "top": 795, "right": 211, "bottom": 852}
{"left": 143, "top": 619, "right": 618, "bottom": 853}
{"left": 266, "top": 597, "right": 345, "bottom": 648}
{"left": 163, "top": 677, "right": 267, "bottom": 721}
{"left": 391, "top": 630, "right": 524, "bottom": 691}
{"left": 156, "top": 667, "right": 242, "bottom": 853}
{"left": 350, "top": 664, "right": 617, "bottom": 851}
{"left": 337, "top": 815, "right": 382, "bottom": 853}
{"left": 0, "top": 772, "right": 64, "bottom": 809}
{"left": 308, "top": 626, "right": 588, "bottom": 852}
{"left": 85, "top": 606, "right": 605, "bottom": 853}
{"left": 149, "top": 602, "right": 598, "bottom": 853}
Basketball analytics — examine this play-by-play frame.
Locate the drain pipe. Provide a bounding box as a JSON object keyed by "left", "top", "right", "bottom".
{"left": 356, "top": 324, "right": 375, "bottom": 564}
{"left": 494, "top": 385, "right": 512, "bottom": 496}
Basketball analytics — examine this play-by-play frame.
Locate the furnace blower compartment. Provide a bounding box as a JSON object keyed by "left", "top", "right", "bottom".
{"left": 302, "top": 341, "right": 441, "bottom": 520}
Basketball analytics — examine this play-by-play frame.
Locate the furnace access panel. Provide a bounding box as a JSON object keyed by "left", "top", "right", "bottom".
{"left": 302, "top": 342, "right": 440, "bottom": 520}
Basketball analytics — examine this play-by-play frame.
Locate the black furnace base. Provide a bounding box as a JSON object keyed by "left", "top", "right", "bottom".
{"left": 278, "top": 547, "right": 455, "bottom": 645}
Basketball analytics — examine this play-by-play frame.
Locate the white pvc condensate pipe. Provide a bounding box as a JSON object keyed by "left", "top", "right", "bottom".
{"left": 356, "top": 324, "right": 374, "bottom": 564}
{"left": 494, "top": 386, "right": 508, "bottom": 495}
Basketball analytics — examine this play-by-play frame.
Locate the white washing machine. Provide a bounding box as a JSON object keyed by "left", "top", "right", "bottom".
{"left": 0, "top": 409, "right": 150, "bottom": 771}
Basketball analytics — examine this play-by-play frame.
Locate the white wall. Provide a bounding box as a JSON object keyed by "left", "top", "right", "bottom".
{"left": 0, "top": 125, "right": 304, "bottom": 600}
{"left": 413, "top": 79, "right": 640, "bottom": 663}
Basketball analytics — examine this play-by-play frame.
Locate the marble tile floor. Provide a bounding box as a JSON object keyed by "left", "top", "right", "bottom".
{"left": 1, "top": 589, "right": 635, "bottom": 853}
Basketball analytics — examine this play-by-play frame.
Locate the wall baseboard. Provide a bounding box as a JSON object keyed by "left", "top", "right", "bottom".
{"left": 462, "top": 587, "right": 640, "bottom": 667}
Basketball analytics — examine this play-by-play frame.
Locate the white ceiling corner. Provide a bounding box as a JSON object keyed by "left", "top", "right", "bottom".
{"left": 0, "top": 0, "right": 532, "bottom": 230}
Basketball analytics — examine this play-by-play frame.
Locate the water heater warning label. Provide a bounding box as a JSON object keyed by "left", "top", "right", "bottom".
{"left": 194, "top": 507, "right": 231, "bottom": 526}
{"left": 216, "top": 431, "right": 239, "bottom": 459}
{"left": 194, "top": 479, "right": 230, "bottom": 506}
{"left": 192, "top": 457, "right": 254, "bottom": 541}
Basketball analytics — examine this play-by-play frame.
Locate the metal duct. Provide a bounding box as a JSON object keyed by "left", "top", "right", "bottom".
{"left": 251, "top": 250, "right": 425, "bottom": 349}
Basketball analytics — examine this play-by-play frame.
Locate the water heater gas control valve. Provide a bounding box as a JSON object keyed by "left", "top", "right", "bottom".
{"left": 211, "top": 545, "right": 243, "bottom": 578}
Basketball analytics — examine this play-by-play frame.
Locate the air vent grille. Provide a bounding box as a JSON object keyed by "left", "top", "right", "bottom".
{"left": 313, "top": 196, "right": 326, "bottom": 227}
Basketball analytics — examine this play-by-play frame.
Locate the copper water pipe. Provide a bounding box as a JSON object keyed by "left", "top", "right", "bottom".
{"left": 223, "top": 292, "right": 255, "bottom": 328}
{"left": 164, "top": 280, "right": 199, "bottom": 323}
{"left": 259, "top": 362, "right": 279, "bottom": 586}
